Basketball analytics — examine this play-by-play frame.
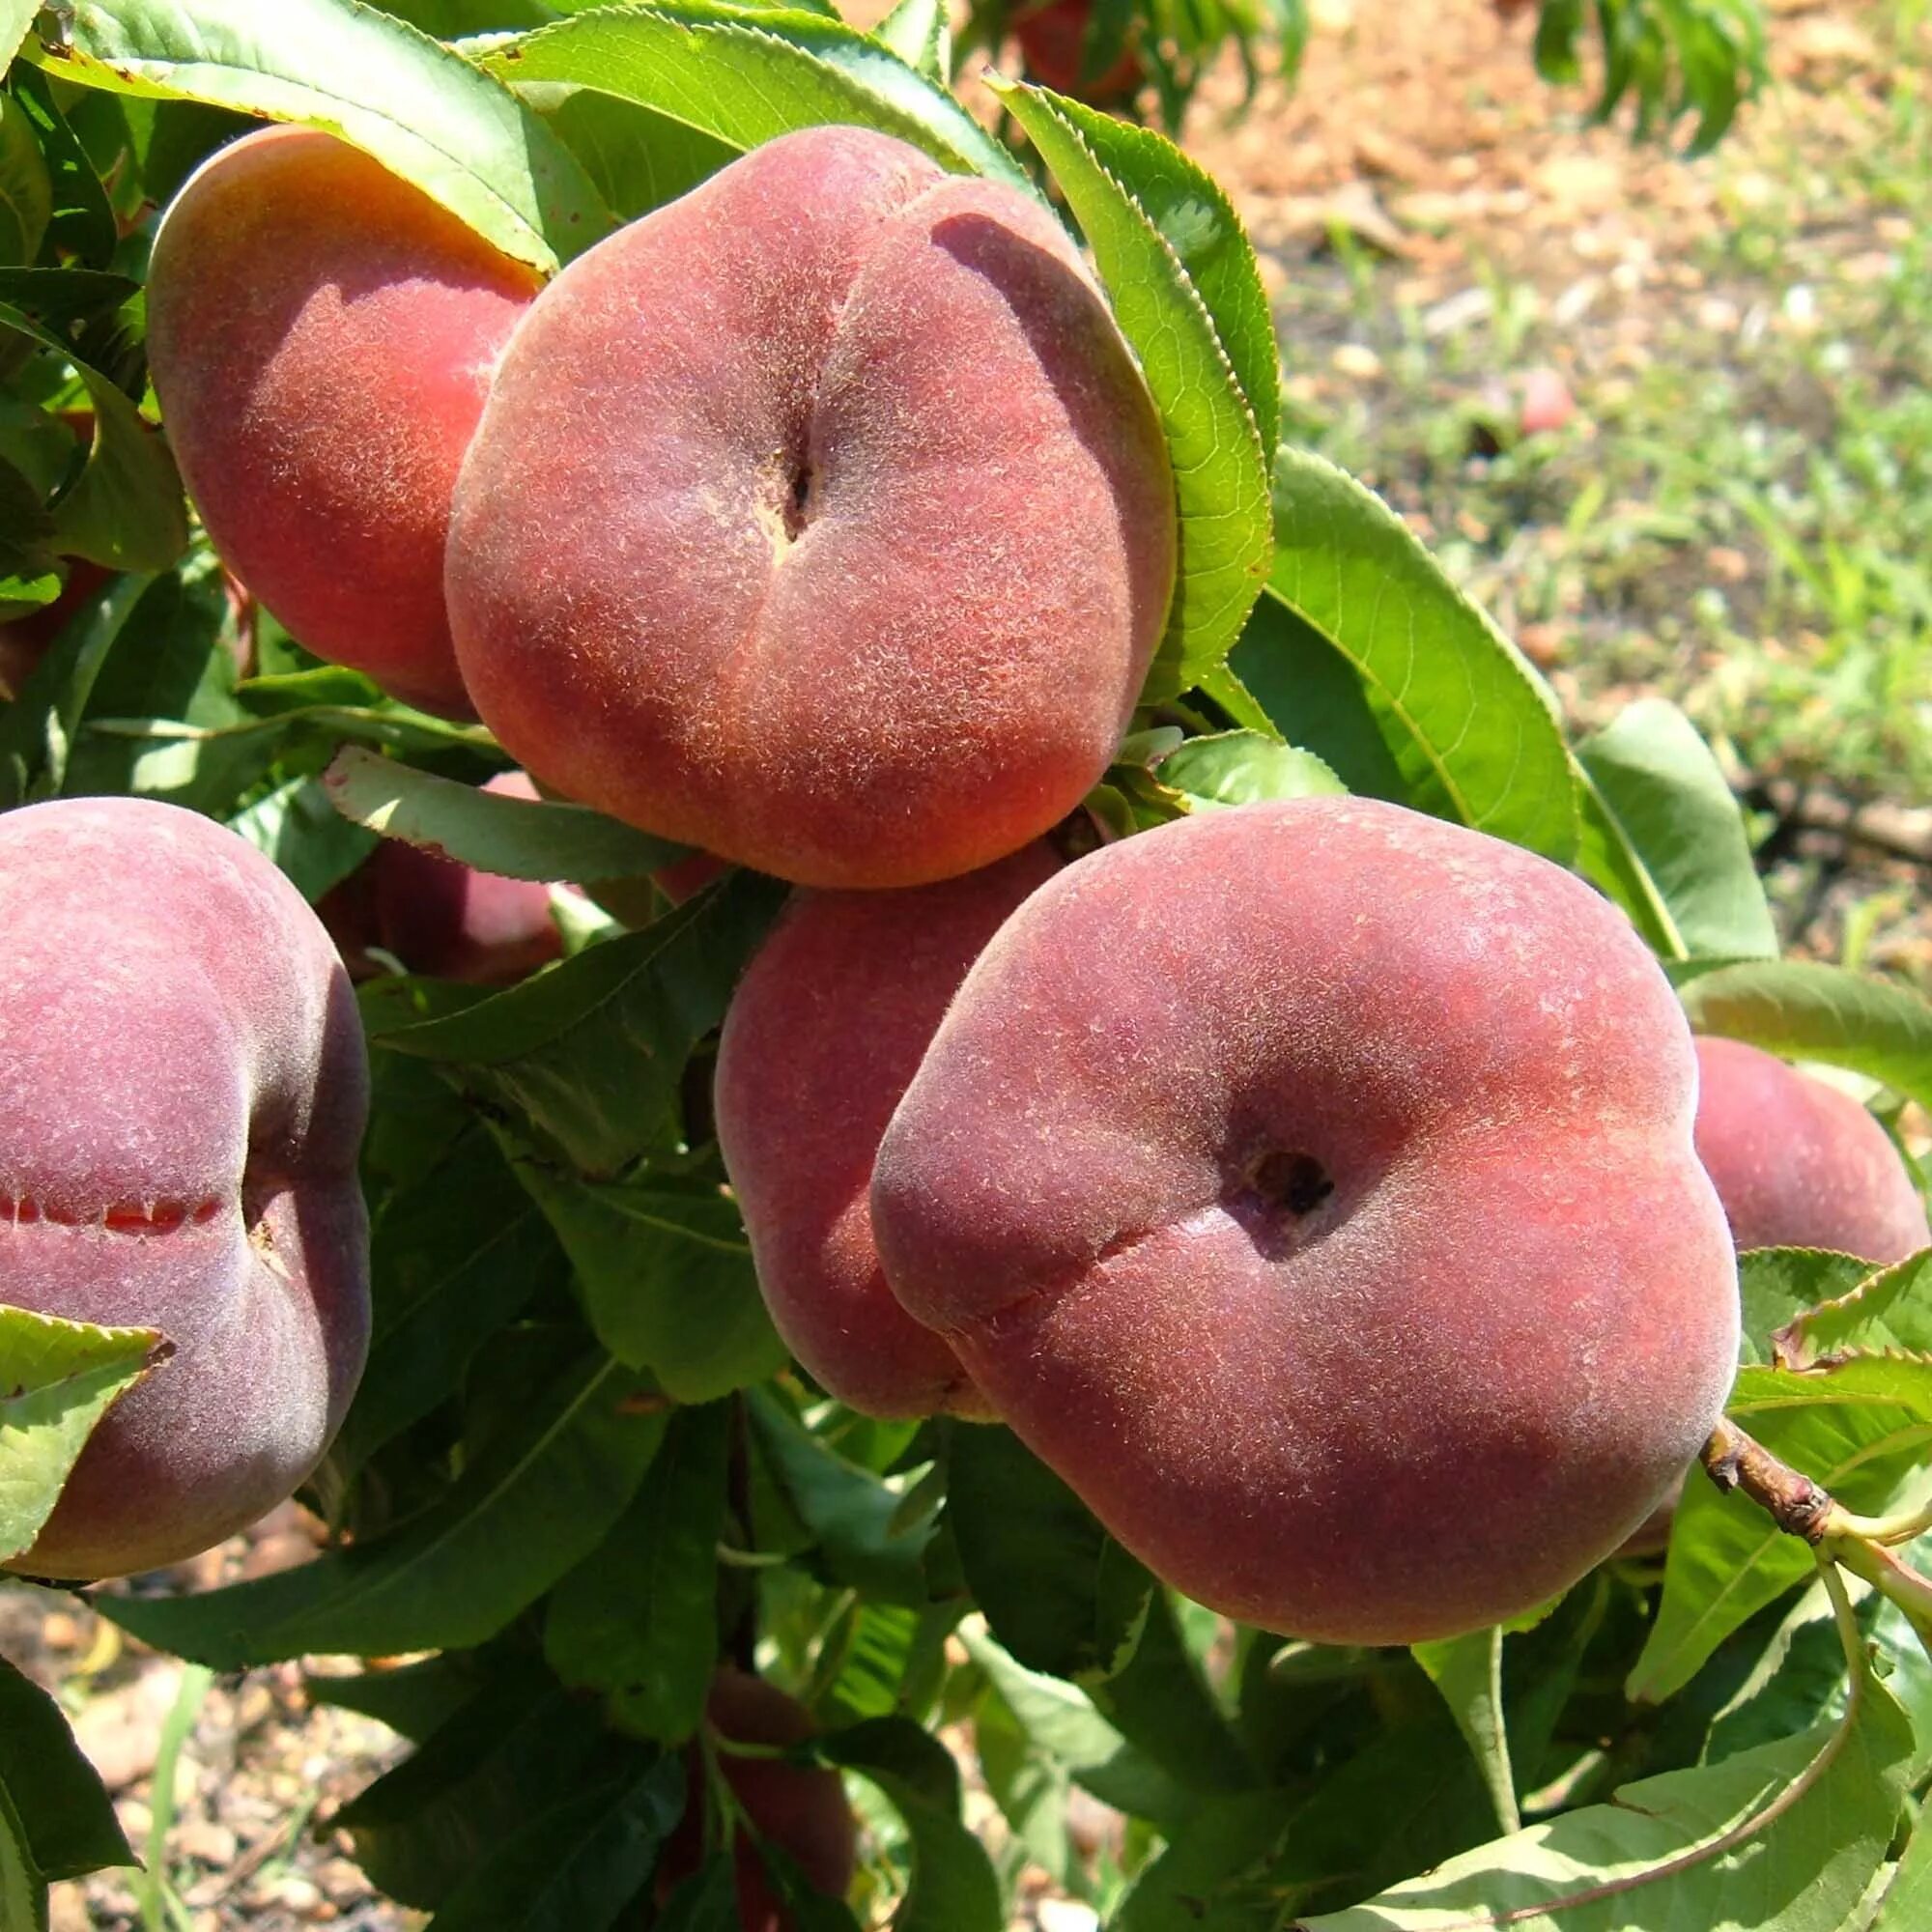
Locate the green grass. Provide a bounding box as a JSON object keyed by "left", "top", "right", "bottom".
{"left": 1270, "top": 1, "right": 1932, "bottom": 806}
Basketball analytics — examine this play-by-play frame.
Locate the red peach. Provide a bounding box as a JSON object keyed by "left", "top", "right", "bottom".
{"left": 1014, "top": 0, "right": 1144, "bottom": 103}
{"left": 659, "top": 1669, "right": 857, "bottom": 1928}
{"left": 367, "top": 772, "right": 563, "bottom": 985}
{"left": 716, "top": 843, "right": 1061, "bottom": 1418}
{"left": 871, "top": 797, "right": 1740, "bottom": 1644}
{"left": 146, "top": 127, "right": 539, "bottom": 716}
{"left": 0, "top": 797, "right": 369, "bottom": 1579}
{"left": 1693, "top": 1035, "right": 1929, "bottom": 1262}
{"left": 446, "top": 125, "right": 1175, "bottom": 889}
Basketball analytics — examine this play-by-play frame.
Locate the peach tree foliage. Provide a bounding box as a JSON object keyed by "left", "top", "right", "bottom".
{"left": 0, "top": 2, "right": 1925, "bottom": 1929}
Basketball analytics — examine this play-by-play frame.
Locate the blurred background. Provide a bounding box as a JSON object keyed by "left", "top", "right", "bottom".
{"left": 8, "top": 1, "right": 1928, "bottom": 1926}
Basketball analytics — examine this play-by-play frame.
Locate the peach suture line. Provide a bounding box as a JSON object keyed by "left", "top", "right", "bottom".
{"left": 0, "top": 1193, "right": 226, "bottom": 1234}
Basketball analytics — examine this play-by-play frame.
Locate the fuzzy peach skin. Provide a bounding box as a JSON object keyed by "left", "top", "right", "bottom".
{"left": 368, "top": 772, "right": 563, "bottom": 985}
{"left": 871, "top": 797, "right": 1741, "bottom": 1645}
{"left": 1693, "top": 1035, "right": 1929, "bottom": 1262}
{"left": 716, "top": 842, "right": 1061, "bottom": 1418}
{"left": 445, "top": 125, "right": 1176, "bottom": 890}
{"left": 0, "top": 798, "right": 370, "bottom": 1580}
{"left": 145, "top": 127, "right": 539, "bottom": 717}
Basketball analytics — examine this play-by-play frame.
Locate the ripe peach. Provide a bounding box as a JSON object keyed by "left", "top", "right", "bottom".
{"left": 0, "top": 560, "right": 110, "bottom": 700}
{"left": 716, "top": 843, "right": 1061, "bottom": 1418}
{"left": 659, "top": 1668, "right": 857, "bottom": 1927}
{"left": 871, "top": 797, "right": 1741, "bottom": 1645}
{"left": 0, "top": 797, "right": 369, "bottom": 1579}
{"left": 446, "top": 125, "right": 1175, "bottom": 890}
{"left": 1014, "top": 0, "right": 1143, "bottom": 103}
{"left": 366, "top": 772, "right": 564, "bottom": 985}
{"left": 1693, "top": 1035, "right": 1928, "bottom": 1262}
{"left": 146, "top": 127, "right": 540, "bottom": 716}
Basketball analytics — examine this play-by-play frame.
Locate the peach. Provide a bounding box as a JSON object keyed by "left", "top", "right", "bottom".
{"left": 0, "top": 560, "right": 109, "bottom": 700}
{"left": 871, "top": 797, "right": 1741, "bottom": 1645}
{"left": 715, "top": 843, "right": 1061, "bottom": 1418}
{"left": 659, "top": 1668, "right": 857, "bottom": 1927}
{"left": 446, "top": 125, "right": 1175, "bottom": 890}
{"left": 0, "top": 797, "right": 369, "bottom": 1579}
{"left": 1693, "top": 1035, "right": 1929, "bottom": 1262}
{"left": 366, "top": 772, "right": 564, "bottom": 985}
{"left": 145, "top": 127, "right": 540, "bottom": 716}
{"left": 1014, "top": 0, "right": 1144, "bottom": 102}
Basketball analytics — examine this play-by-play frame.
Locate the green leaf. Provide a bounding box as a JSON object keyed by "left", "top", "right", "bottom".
{"left": 1003, "top": 84, "right": 1276, "bottom": 465}
{"left": 324, "top": 744, "right": 693, "bottom": 883}
{"left": 1675, "top": 960, "right": 1932, "bottom": 1115}
{"left": 0, "top": 1304, "right": 167, "bottom": 1566}
{"left": 7, "top": 68, "right": 119, "bottom": 270}
{"left": 1262, "top": 448, "right": 1577, "bottom": 862}
{"left": 514, "top": 1161, "right": 787, "bottom": 1403}
{"left": 22, "top": 0, "right": 608, "bottom": 272}
{"left": 1114, "top": 1788, "right": 1300, "bottom": 1932}
{"left": 1742, "top": 1354, "right": 1932, "bottom": 1429}
{"left": 1226, "top": 586, "right": 1410, "bottom": 802}
{"left": 0, "top": 300, "right": 185, "bottom": 572}
{"left": 872, "top": 0, "right": 949, "bottom": 81}
{"left": 1574, "top": 762, "right": 1680, "bottom": 959}
{"left": 424, "top": 1754, "right": 687, "bottom": 1932}
{"left": 945, "top": 1421, "right": 1152, "bottom": 1681}
{"left": 1195, "top": 659, "right": 1282, "bottom": 740}
{"left": 546, "top": 1402, "right": 730, "bottom": 1743}
{"left": 0, "top": 569, "right": 148, "bottom": 807}
{"left": 749, "top": 1391, "right": 936, "bottom": 1605}
{"left": 1, "top": 0, "right": 38, "bottom": 72}
{"left": 823, "top": 1718, "right": 1003, "bottom": 1932}
{"left": 0, "top": 92, "right": 52, "bottom": 267}
{"left": 0, "top": 1783, "right": 43, "bottom": 1932}
{"left": 481, "top": 3, "right": 1024, "bottom": 191}
{"left": 330, "top": 1124, "right": 569, "bottom": 1475}
{"left": 1118, "top": 1705, "right": 1495, "bottom": 1929}
{"left": 227, "top": 774, "right": 378, "bottom": 902}
{"left": 655, "top": 1857, "right": 740, "bottom": 1928}
{"left": 380, "top": 867, "right": 783, "bottom": 1176}
{"left": 517, "top": 81, "right": 736, "bottom": 225}
{"left": 1304, "top": 1641, "right": 1914, "bottom": 1932}
{"left": 1875, "top": 1811, "right": 1932, "bottom": 1925}
{"left": 1630, "top": 1380, "right": 1932, "bottom": 1705}
{"left": 1411, "top": 1627, "right": 1519, "bottom": 1833}
{"left": 1782, "top": 1251, "right": 1932, "bottom": 1364}
{"left": 816, "top": 1599, "right": 956, "bottom": 1726}
{"left": 1086, "top": 1590, "right": 1256, "bottom": 1799}
{"left": 1739, "top": 1248, "right": 1876, "bottom": 1363}
{"left": 63, "top": 555, "right": 254, "bottom": 813}
{"left": 306, "top": 1656, "right": 477, "bottom": 1746}
{"left": 103, "top": 1353, "right": 668, "bottom": 1666}
{"left": 999, "top": 83, "right": 1269, "bottom": 701}
{"left": 1157, "top": 729, "right": 1343, "bottom": 808}
{"left": 339, "top": 1670, "right": 611, "bottom": 1910}
{"left": 0, "top": 1654, "right": 133, "bottom": 1881}
{"left": 964, "top": 1625, "right": 1194, "bottom": 1829}
{"left": 1574, "top": 697, "right": 1776, "bottom": 961}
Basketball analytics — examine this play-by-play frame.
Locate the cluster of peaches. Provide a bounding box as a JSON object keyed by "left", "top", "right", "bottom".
{"left": 4, "top": 123, "right": 1925, "bottom": 1684}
